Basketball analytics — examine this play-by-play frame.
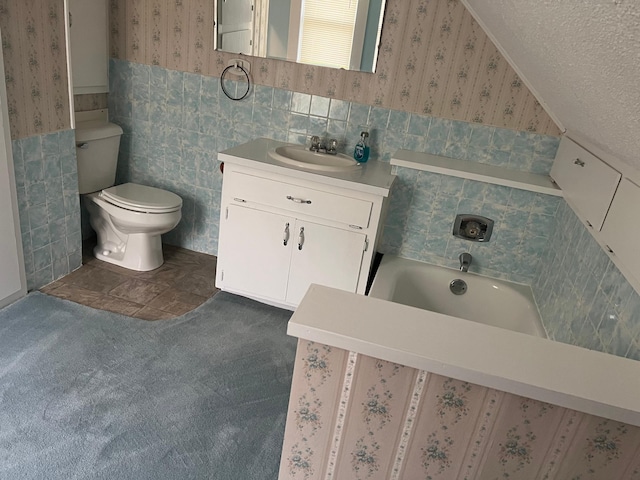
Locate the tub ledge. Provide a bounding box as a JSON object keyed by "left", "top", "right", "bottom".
{"left": 288, "top": 284, "right": 640, "bottom": 427}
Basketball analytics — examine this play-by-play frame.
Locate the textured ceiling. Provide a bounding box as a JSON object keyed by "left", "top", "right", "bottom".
{"left": 462, "top": 0, "right": 640, "bottom": 171}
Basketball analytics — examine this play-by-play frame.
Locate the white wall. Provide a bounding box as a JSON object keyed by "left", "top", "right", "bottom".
{"left": 0, "top": 34, "right": 26, "bottom": 308}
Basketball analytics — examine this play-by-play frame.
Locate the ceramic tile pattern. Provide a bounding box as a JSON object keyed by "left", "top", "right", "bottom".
{"left": 533, "top": 202, "right": 640, "bottom": 361}
{"left": 381, "top": 168, "right": 561, "bottom": 284}
{"left": 41, "top": 244, "right": 219, "bottom": 320}
{"left": 11, "top": 131, "right": 82, "bottom": 291}
{"left": 281, "top": 340, "right": 640, "bottom": 480}
{"left": 107, "top": 59, "right": 561, "bottom": 275}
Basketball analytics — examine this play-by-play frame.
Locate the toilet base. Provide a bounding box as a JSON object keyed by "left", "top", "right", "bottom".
{"left": 93, "top": 233, "right": 164, "bottom": 271}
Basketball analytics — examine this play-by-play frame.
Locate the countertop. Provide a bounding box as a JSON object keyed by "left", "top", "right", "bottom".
{"left": 218, "top": 138, "right": 395, "bottom": 197}
{"left": 288, "top": 284, "right": 640, "bottom": 427}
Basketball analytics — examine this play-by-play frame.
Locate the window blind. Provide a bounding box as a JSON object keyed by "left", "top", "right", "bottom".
{"left": 298, "top": 0, "right": 359, "bottom": 69}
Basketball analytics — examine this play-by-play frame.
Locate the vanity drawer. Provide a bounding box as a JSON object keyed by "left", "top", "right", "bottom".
{"left": 225, "top": 171, "right": 373, "bottom": 228}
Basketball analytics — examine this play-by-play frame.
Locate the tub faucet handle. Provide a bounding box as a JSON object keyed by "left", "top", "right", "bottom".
{"left": 459, "top": 252, "right": 472, "bottom": 272}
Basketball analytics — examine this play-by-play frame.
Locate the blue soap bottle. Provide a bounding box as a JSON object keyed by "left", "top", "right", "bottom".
{"left": 353, "top": 130, "right": 370, "bottom": 163}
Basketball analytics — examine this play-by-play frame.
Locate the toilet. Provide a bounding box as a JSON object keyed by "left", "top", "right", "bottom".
{"left": 75, "top": 117, "right": 182, "bottom": 272}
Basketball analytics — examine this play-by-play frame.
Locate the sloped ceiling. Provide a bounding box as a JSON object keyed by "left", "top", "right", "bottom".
{"left": 461, "top": 0, "right": 640, "bottom": 171}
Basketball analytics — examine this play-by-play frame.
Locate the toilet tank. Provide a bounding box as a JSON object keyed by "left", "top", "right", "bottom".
{"left": 75, "top": 120, "right": 124, "bottom": 194}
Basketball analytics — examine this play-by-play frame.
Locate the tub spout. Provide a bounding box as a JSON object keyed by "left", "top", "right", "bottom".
{"left": 459, "top": 252, "right": 472, "bottom": 272}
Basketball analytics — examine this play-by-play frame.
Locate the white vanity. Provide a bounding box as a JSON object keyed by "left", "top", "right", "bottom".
{"left": 216, "top": 138, "right": 395, "bottom": 310}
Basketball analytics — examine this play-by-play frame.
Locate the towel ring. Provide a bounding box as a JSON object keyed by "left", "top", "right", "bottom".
{"left": 220, "top": 63, "right": 251, "bottom": 101}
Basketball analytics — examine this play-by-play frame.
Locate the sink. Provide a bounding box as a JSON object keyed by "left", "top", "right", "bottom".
{"left": 268, "top": 145, "right": 361, "bottom": 172}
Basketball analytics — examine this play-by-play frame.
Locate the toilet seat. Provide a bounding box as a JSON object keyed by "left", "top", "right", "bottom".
{"left": 100, "top": 183, "right": 182, "bottom": 214}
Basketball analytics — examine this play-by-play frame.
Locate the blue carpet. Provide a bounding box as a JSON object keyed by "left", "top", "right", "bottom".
{"left": 0, "top": 292, "right": 296, "bottom": 479}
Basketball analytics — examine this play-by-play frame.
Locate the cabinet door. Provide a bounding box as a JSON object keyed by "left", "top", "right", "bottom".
{"left": 69, "top": 0, "right": 109, "bottom": 94}
{"left": 550, "top": 137, "right": 621, "bottom": 230}
{"left": 600, "top": 178, "right": 640, "bottom": 284}
{"left": 285, "top": 220, "right": 367, "bottom": 305}
{"left": 219, "top": 205, "right": 293, "bottom": 301}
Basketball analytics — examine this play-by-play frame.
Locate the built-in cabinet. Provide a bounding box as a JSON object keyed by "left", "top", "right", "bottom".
{"left": 550, "top": 137, "right": 621, "bottom": 230}
{"left": 216, "top": 139, "right": 393, "bottom": 310}
{"left": 221, "top": 204, "right": 367, "bottom": 306}
{"left": 68, "top": 0, "right": 109, "bottom": 94}
{"left": 551, "top": 136, "right": 640, "bottom": 289}
{"left": 600, "top": 178, "right": 640, "bottom": 279}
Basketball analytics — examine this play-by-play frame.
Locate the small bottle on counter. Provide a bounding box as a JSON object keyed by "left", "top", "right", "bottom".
{"left": 353, "top": 129, "right": 370, "bottom": 163}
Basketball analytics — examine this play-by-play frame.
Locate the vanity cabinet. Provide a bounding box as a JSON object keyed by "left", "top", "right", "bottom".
{"left": 216, "top": 139, "right": 394, "bottom": 310}
{"left": 220, "top": 204, "right": 366, "bottom": 306}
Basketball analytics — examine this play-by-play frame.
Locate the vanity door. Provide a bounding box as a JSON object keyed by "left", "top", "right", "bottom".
{"left": 218, "top": 204, "right": 293, "bottom": 302}
{"left": 285, "top": 220, "right": 367, "bottom": 306}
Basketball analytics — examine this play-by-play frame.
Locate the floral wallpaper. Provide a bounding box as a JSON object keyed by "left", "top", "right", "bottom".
{"left": 74, "top": 93, "right": 108, "bottom": 112}
{"left": 280, "top": 340, "right": 640, "bottom": 479}
{"left": 109, "top": 0, "right": 560, "bottom": 136}
{"left": 0, "top": 0, "right": 71, "bottom": 140}
{"left": 0, "top": 0, "right": 560, "bottom": 138}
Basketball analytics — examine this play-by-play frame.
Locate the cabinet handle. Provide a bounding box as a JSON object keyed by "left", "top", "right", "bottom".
{"left": 283, "top": 222, "right": 290, "bottom": 246}
{"left": 298, "top": 227, "right": 305, "bottom": 250}
{"left": 574, "top": 158, "right": 585, "bottom": 167}
{"left": 287, "top": 195, "right": 312, "bottom": 204}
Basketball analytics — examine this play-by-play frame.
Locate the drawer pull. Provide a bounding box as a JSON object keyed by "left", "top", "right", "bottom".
{"left": 233, "top": 197, "right": 247, "bottom": 203}
{"left": 287, "top": 195, "right": 312, "bottom": 204}
{"left": 574, "top": 158, "right": 585, "bottom": 167}
{"left": 283, "top": 222, "right": 290, "bottom": 246}
{"left": 298, "top": 227, "right": 305, "bottom": 250}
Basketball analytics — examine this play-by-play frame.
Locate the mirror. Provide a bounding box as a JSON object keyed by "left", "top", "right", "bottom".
{"left": 215, "top": 0, "right": 387, "bottom": 73}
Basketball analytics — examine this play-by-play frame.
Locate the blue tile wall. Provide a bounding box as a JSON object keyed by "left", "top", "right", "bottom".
{"left": 381, "top": 168, "right": 562, "bottom": 284}
{"left": 108, "top": 59, "right": 561, "bottom": 263}
{"left": 11, "top": 130, "right": 82, "bottom": 290}
{"left": 107, "top": 59, "right": 640, "bottom": 359}
{"left": 532, "top": 202, "right": 640, "bottom": 360}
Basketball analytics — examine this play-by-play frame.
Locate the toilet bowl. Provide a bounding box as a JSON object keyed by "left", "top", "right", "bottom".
{"left": 75, "top": 112, "right": 183, "bottom": 271}
{"left": 85, "top": 183, "right": 182, "bottom": 271}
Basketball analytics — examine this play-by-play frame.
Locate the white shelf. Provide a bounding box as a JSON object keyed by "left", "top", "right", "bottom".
{"left": 391, "top": 150, "right": 562, "bottom": 196}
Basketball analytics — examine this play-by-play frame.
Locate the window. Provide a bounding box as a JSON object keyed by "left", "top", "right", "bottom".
{"left": 291, "top": 0, "right": 368, "bottom": 70}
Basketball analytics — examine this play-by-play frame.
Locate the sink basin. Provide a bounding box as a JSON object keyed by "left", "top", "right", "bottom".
{"left": 268, "top": 145, "right": 361, "bottom": 172}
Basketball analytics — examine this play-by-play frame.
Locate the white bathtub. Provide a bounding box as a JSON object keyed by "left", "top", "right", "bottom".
{"left": 369, "top": 255, "right": 546, "bottom": 337}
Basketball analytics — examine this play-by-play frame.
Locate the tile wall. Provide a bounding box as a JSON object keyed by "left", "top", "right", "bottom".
{"left": 108, "top": 58, "right": 560, "bottom": 277}
{"left": 533, "top": 202, "right": 640, "bottom": 360}
{"left": 383, "top": 168, "right": 561, "bottom": 284}
{"left": 11, "top": 130, "right": 82, "bottom": 290}
{"left": 107, "top": 59, "right": 639, "bottom": 360}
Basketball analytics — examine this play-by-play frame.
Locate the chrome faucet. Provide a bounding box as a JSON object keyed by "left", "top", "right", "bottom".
{"left": 309, "top": 135, "right": 321, "bottom": 152}
{"left": 459, "top": 252, "right": 472, "bottom": 272}
{"left": 309, "top": 135, "right": 338, "bottom": 155}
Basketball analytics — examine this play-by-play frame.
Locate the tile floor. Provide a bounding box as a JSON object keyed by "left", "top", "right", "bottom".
{"left": 41, "top": 243, "right": 219, "bottom": 320}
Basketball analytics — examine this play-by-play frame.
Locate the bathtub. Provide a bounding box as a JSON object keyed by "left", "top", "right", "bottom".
{"left": 369, "top": 255, "right": 546, "bottom": 337}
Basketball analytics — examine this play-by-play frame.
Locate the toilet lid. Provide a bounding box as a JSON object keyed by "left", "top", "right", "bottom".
{"left": 101, "top": 183, "right": 182, "bottom": 213}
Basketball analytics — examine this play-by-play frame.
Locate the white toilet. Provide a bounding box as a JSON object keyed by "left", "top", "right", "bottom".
{"left": 75, "top": 117, "right": 182, "bottom": 271}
